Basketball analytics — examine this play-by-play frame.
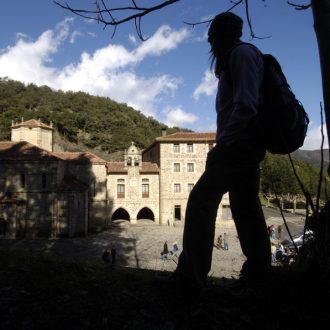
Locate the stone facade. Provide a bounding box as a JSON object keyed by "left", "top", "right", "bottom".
{"left": 107, "top": 142, "right": 160, "bottom": 225}
{"left": 142, "top": 132, "right": 231, "bottom": 226}
{"left": 11, "top": 118, "right": 54, "bottom": 152}
{"left": 0, "top": 119, "right": 232, "bottom": 238}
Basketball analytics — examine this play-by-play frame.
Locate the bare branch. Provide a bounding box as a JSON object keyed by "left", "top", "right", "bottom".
{"left": 184, "top": 0, "right": 244, "bottom": 28}
{"left": 287, "top": 1, "right": 312, "bottom": 10}
{"left": 53, "top": 0, "right": 180, "bottom": 40}
{"left": 184, "top": 0, "right": 270, "bottom": 40}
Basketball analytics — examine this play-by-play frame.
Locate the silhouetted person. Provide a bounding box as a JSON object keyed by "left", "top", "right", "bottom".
{"left": 111, "top": 248, "right": 117, "bottom": 265}
{"left": 223, "top": 233, "right": 229, "bottom": 251}
{"left": 102, "top": 249, "right": 110, "bottom": 263}
{"left": 277, "top": 224, "right": 282, "bottom": 239}
{"left": 161, "top": 241, "right": 169, "bottom": 259}
{"left": 174, "top": 12, "right": 271, "bottom": 292}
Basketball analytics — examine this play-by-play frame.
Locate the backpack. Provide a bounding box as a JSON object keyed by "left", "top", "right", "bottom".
{"left": 227, "top": 43, "right": 309, "bottom": 154}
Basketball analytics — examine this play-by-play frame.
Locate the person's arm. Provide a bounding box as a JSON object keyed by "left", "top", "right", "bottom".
{"left": 221, "top": 44, "right": 263, "bottom": 143}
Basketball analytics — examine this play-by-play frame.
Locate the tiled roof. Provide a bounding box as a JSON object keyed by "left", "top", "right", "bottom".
{"left": 107, "top": 162, "right": 159, "bottom": 173}
{"left": 58, "top": 176, "right": 88, "bottom": 192}
{"left": 0, "top": 141, "right": 62, "bottom": 162}
{"left": 53, "top": 152, "right": 107, "bottom": 164}
{"left": 140, "top": 162, "right": 159, "bottom": 173}
{"left": 11, "top": 119, "right": 53, "bottom": 130}
{"left": 156, "top": 132, "right": 216, "bottom": 142}
{"left": 107, "top": 162, "right": 128, "bottom": 173}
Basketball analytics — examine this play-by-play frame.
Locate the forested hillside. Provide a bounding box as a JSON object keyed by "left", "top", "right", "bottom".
{"left": 0, "top": 78, "right": 187, "bottom": 154}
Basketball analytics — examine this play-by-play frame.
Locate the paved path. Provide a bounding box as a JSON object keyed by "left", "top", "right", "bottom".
{"left": 1, "top": 207, "right": 306, "bottom": 279}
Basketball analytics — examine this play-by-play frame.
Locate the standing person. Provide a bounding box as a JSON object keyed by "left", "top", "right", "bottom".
{"left": 172, "top": 241, "right": 179, "bottom": 256}
{"left": 161, "top": 241, "right": 169, "bottom": 259}
{"left": 271, "top": 243, "right": 277, "bottom": 263}
{"left": 223, "top": 233, "right": 229, "bottom": 251}
{"left": 173, "top": 12, "right": 271, "bottom": 292}
{"left": 277, "top": 224, "right": 282, "bottom": 239}
{"left": 102, "top": 249, "right": 110, "bottom": 263}
{"left": 111, "top": 247, "right": 117, "bottom": 265}
{"left": 216, "top": 234, "right": 223, "bottom": 249}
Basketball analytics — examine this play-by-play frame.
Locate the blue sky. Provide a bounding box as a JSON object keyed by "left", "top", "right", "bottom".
{"left": 0, "top": 0, "right": 326, "bottom": 150}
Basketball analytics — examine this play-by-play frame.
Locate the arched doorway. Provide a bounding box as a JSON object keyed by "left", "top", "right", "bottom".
{"left": 137, "top": 207, "right": 155, "bottom": 221}
{"left": 111, "top": 208, "right": 130, "bottom": 222}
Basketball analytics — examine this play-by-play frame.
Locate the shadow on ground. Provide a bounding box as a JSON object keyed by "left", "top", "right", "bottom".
{"left": 0, "top": 246, "right": 329, "bottom": 330}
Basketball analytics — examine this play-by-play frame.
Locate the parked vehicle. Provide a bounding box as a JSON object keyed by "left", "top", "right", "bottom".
{"left": 281, "top": 230, "right": 314, "bottom": 247}
{"left": 277, "top": 230, "right": 314, "bottom": 265}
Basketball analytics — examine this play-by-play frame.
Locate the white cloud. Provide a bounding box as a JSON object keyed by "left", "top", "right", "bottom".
{"left": 128, "top": 34, "right": 137, "bottom": 45}
{"left": 193, "top": 69, "right": 217, "bottom": 100}
{"left": 135, "top": 25, "right": 189, "bottom": 60}
{"left": 0, "top": 19, "right": 189, "bottom": 118}
{"left": 87, "top": 32, "right": 96, "bottom": 38}
{"left": 70, "top": 30, "right": 84, "bottom": 44}
{"left": 164, "top": 107, "right": 198, "bottom": 127}
{"left": 303, "top": 124, "right": 329, "bottom": 150}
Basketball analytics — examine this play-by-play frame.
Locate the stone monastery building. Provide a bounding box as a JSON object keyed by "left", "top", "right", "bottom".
{"left": 0, "top": 119, "right": 231, "bottom": 238}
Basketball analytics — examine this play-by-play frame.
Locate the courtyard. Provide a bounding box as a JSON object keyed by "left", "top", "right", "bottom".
{"left": 0, "top": 207, "right": 305, "bottom": 279}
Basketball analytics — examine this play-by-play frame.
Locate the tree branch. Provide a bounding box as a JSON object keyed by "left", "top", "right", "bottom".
{"left": 53, "top": 0, "right": 180, "bottom": 40}
{"left": 184, "top": 0, "right": 270, "bottom": 40}
{"left": 287, "top": 1, "right": 312, "bottom": 10}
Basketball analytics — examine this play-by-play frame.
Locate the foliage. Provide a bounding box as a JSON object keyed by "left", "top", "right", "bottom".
{"left": 261, "top": 152, "right": 330, "bottom": 201}
{"left": 0, "top": 77, "right": 188, "bottom": 153}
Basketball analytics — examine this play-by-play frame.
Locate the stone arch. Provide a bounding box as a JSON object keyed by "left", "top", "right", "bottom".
{"left": 111, "top": 208, "right": 130, "bottom": 221}
{"left": 137, "top": 207, "right": 155, "bottom": 221}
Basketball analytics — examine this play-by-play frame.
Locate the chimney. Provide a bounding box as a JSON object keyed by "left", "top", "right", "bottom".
{"left": 161, "top": 128, "right": 167, "bottom": 137}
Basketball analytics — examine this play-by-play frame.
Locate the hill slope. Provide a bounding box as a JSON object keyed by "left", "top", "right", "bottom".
{"left": 293, "top": 148, "right": 329, "bottom": 169}
{"left": 0, "top": 78, "right": 189, "bottom": 155}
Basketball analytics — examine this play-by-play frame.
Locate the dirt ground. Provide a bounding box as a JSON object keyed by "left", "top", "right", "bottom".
{"left": 0, "top": 210, "right": 305, "bottom": 280}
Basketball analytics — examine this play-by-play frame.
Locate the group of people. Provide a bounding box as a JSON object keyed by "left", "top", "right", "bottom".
{"left": 268, "top": 224, "right": 282, "bottom": 240}
{"left": 161, "top": 241, "right": 180, "bottom": 260}
{"left": 214, "top": 233, "right": 229, "bottom": 250}
{"left": 102, "top": 248, "right": 117, "bottom": 265}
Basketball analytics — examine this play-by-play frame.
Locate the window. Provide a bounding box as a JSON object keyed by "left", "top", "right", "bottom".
{"left": 174, "top": 184, "right": 181, "bottom": 193}
{"left": 142, "top": 184, "right": 149, "bottom": 198}
{"left": 174, "top": 163, "right": 180, "bottom": 172}
{"left": 173, "top": 143, "right": 180, "bottom": 153}
{"left": 222, "top": 205, "right": 232, "bottom": 221}
{"left": 187, "top": 143, "right": 193, "bottom": 152}
{"left": 41, "top": 173, "right": 47, "bottom": 189}
{"left": 20, "top": 173, "right": 25, "bottom": 188}
{"left": 174, "top": 205, "right": 181, "bottom": 221}
{"left": 208, "top": 143, "right": 214, "bottom": 151}
{"left": 187, "top": 163, "right": 194, "bottom": 172}
{"left": 117, "top": 184, "right": 125, "bottom": 198}
{"left": 188, "top": 183, "right": 194, "bottom": 192}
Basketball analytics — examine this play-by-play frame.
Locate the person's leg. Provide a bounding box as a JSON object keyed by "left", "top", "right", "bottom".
{"left": 175, "top": 145, "right": 250, "bottom": 287}
{"left": 175, "top": 167, "right": 226, "bottom": 288}
{"left": 229, "top": 166, "right": 271, "bottom": 278}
